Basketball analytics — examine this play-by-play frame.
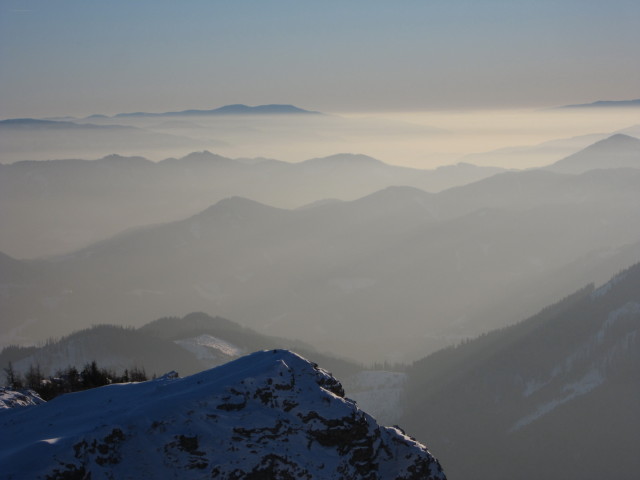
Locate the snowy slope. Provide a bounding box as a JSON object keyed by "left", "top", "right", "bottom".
{"left": 174, "top": 333, "right": 245, "bottom": 367}
{"left": 0, "top": 350, "right": 445, "bottom": 479}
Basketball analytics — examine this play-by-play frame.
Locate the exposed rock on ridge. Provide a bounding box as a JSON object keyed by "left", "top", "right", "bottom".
{"left": 0, "top": 388, "right": 44, "bottom": 409}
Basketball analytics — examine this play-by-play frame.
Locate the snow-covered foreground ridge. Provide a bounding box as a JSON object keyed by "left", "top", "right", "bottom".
{"left": 0, "top": 350, "right": 446, "bottom": 479}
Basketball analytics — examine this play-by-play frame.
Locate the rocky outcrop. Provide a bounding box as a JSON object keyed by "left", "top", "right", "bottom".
{"left": 0, "top": 387, "right": 44, "bottom": 409}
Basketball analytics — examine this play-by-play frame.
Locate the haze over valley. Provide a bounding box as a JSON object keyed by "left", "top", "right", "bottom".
{"left": 2, "top": 131, "right": 640, "bottom": 364}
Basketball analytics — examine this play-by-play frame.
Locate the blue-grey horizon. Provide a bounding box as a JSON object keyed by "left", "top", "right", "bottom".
{"left": 1, "top": 0, "right": 639, "bottom": 118}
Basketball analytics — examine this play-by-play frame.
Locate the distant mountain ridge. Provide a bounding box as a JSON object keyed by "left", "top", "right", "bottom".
{"left": 558, "top": 98, "right": 640, "bottom": 109}
{"left": 0, "top": 105, "right": 322, "bottom": 123}
{"left": 0, "top": 149, "right": 505, "bottom": 259}
{"left": 113, "top": 103, "right": 322, "bottom": 118}
{"left": 0, "top": 117, "right": 203, "bottom": 163}
{"left": 0, "top": 118, "right": 133, "bottom": 130}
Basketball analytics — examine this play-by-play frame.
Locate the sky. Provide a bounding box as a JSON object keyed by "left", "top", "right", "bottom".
{"left": 1, "top": 0, "right": 639, "bottom": 118}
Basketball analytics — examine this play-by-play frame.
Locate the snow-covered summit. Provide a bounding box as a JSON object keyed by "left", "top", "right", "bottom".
{"left": 0, "top": 350, "right": 445, "bottom": 479}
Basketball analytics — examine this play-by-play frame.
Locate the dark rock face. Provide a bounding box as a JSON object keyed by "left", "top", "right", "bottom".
{"left": 0, "top": 350, "right": 446, "bottom": 479}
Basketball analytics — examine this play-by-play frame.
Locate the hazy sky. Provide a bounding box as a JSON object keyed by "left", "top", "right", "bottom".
{"left": 1, "top": 0, "right": 639, "bottom": 118}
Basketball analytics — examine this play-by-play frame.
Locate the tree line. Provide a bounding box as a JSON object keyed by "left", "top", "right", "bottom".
{"left": 3, "top": 361, "right": 149, "bottom": 401}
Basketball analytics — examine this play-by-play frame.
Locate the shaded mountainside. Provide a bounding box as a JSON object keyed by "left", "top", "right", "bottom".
{"left": 0, "top": 350, "right": 446, "bottom": 480}
{"left": 401, "top": 263, "right": 640, "bottom": 480}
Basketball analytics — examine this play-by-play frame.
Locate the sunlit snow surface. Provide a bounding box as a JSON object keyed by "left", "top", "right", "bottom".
{"left": 174, "top": 334, "right": 244, "bottom": 362}
{"left": 0, "top": 350, "right": 445, "bottom": 479}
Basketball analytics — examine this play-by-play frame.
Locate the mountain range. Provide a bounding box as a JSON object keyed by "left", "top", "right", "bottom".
{"left": 3, "top": 133, "right": 638, "bottom": 260}
{"left": 2, "top": 134, "right": 639, "bottom": 362}
{"left": 0, "top": 151, "right": 505, "bottom": 259}
{"left": 1, "top": 103, "right": 449, "bottom": 165}
{"left": 0, "top": 350, "right": 446, "bottom": 479}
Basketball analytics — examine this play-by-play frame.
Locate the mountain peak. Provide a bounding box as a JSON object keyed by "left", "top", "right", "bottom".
{"left": 207, "top": 104, "right": 320, "bottom": 115}
{"left": 167, "top": 150, "right": 236, "bottom": 165}
{"left": 0, "top": 350, "right": 446, "bottom": 479}
{"left": 590, "top": 133, "right": 640, "bottom": 147}
{"left": 195, "top": 196, "right": 284, "bottom": 221}
{"left": 356, "top": 185, "right": 434, "bottom": 205}
{"left": 546, "top": 133, "right": 640, "bottom": 173}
